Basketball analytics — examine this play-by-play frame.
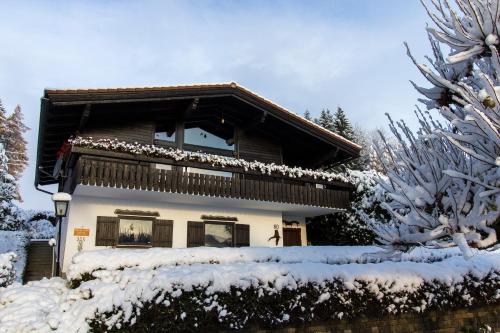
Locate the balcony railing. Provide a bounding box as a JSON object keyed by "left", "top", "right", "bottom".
{"left": 72, "top": 155, "right": 351, "bottom": 209}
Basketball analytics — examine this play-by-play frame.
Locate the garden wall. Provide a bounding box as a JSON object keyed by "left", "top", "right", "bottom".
{"left": 237, "top": 305, "right": 500, "bottom": 333}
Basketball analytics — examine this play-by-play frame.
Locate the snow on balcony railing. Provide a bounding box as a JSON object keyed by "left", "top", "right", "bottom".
{"left": 70, "top": 137, "right": 350, "bottom": 183}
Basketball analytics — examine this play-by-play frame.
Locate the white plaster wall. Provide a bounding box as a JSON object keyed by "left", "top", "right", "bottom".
{"left": 61, "top": 194, "right": 286, "bottom": 273}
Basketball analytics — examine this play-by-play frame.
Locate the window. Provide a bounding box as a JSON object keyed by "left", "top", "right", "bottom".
{"left": 184, "top": 166, "right": 232, "bottom": 178}
{"left": 118, "top": 218, "right": 153, "bottom": 246}
{"left": 205, "top": 222, "right": 233, "bottom": 247}
{"left": 155, "top": 125, "right": 176, "bottom": 143}
{"left": 184, "top": 127, "right": 234, "bottom": 151}
{"left": 155, "top": 163, "right": 173, "bottom": 171}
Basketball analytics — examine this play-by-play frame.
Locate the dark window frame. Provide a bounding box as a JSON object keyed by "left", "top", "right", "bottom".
{"left": 116, "top": 215, "right": 155, "bottom": 248}
{"left": 203, "top": 220, "right": 235, "bottom": 248}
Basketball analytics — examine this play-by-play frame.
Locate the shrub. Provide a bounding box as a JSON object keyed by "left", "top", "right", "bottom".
{"left": 0, "top": 252, "right": 16, "bottom": 287}
{"left": 89, "top": 272, "right": 500, "bottom": 332}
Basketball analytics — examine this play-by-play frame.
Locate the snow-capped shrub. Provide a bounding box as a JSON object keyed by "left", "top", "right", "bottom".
{"left": 307, "top": 169, "right": 392, "bottom": 246}
{"left": 21, "top": 210, "right": 55, "bottom": 239}
{"left": 1, "top": 250, "right": 498, "bottom": 332}
{"left": 0, "top": 252, "right": 16, "bottom": 287}
{"left": 371, "top": 0, "right": 499, "bottom": 256}
{"left": 85, "top": 255, "right": 500, "bottom": 332}
{"left": 0, "top": 230, "right": 28, "bottom": 283}
{"left": 66, "top": 246, "right": 463, "bottom": 283}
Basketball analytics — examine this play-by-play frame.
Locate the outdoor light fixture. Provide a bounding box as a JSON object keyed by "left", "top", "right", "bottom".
{"left": 51, "top": 192, "right": 72, "bottom": 276}
{"left": 52, "top": 192, "right": 71, "bottom": 217}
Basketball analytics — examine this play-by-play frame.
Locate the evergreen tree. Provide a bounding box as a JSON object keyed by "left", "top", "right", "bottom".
{"left": 314, "top": 109, "right": 335, "bottom": 132}
{"left": 0, "top": 100, "right": 7, "bottom": 144}
{"left": 0, "top": 143, "right": 22, "bottom": 230}
{"left": 332, "top": 107, "right": 355, "bottom": 142}
{"left": 303, "top": 110, "right": 312, "bottom": 121}
{"left": 4, "top": 105, "right": 29, "bottom": 182}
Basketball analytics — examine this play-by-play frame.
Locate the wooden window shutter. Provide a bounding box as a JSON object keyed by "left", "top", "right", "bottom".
{"left": 234, "top": 224, "right": 250, "bottom": 247}
{"left": 187, "top": 221, "right": 204, "bottom": 247}
{"left": 95, "top": 216, "right": 119, "bottom": 246}
{"left": 152, "top": 219, "right": 173, "bottom": 247}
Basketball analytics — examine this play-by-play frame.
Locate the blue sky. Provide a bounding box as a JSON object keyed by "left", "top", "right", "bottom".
{"left": 0, "top": 0, "right": 433, "bottom": 210}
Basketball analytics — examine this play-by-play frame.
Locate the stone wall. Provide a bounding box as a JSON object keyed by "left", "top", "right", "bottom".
{"left": 239, "top": 305, "right": 500, "bottom": 333}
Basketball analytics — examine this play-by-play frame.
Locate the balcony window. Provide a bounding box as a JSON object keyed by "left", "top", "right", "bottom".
{"left": 118, "top": 218, "right": 153, "bottom": 246}
{"left": 155, "top": 163, "right": 173, "bottom": 171}
{"left": 205, "top": 222, "right": 233, "bottom": 247}
{"left": 185, "top": 166, "right": 232, "bottom": 178}
{"left": 155, "top": 124, "right": 176, "bottom": 143}
{"left": 184, "top": 127, "right": 234, "bottom": 151}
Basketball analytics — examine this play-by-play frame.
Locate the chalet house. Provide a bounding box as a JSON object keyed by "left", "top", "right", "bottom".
{"left": 35, "top": 83, "right": 361, "bottom": 274}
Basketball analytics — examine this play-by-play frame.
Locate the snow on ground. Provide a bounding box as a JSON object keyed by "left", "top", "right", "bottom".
{"left": 67, "top": 245, "right": 462, "bottom": 281}
{"left": 0, "top": 249, "right": 499, "bottom": 333}
{"left": 0, "top": 231, "right": 29, "bottom": 282}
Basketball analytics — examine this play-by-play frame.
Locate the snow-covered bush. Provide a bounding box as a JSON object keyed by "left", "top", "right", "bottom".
{"left": 370, "top": 0, "right": 499, "bottom": 257}
{"left": 0, "top": 230, "right": 29, "bottom": 283}
{"left": 1, "top": 248, "right": 498, "bottom": 332}
{"left": 21, "top": 210, "right": 55, "bottom": 239}
{"left": 66, "top": 246, "right": 463, "bottom": 283}
{"left": 0, "top": 252, "right": 16, "bottom": 288}
{"left": 307, "top": 169, "right": 391, "bottom": 246}
{"left": 0, "top": 143, "right": 23, "bottom": 231}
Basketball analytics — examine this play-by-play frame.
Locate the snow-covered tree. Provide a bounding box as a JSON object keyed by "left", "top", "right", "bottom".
{"left": 332, "top": 107, "right": 356, "bottom": 142}
{"left": 0, "top": 100, "right": 7, "bottom": 143}
{"left": 307, "top": 169, "right": 392, "bottom": 245}
{"left": 314, "top": 109, "right": 335, "bottom": 132}
{"left": 0, "top": 143, "right": 22, "bottom": 231}
{"left": 370, "top": 0, "right": 499, "bottom": 257}
{"left": 4, "top": 105, "right": 29, "bottom": 182}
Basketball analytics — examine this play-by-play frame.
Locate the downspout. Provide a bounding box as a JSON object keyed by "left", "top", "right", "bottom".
{"left": 34, "top": 184, "right": 53, "bottom": 195}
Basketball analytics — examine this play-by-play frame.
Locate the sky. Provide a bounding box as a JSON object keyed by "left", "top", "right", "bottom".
{"left": 0, "top": 0, "right": 434, "bottom": 210}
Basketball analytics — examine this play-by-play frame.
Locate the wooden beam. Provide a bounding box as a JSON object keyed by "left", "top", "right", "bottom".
{"left": 77, "top": 104, "right": 91, "bottom": 133}
{"left": 182, "top": 97, "right": 200, "bottom": 119}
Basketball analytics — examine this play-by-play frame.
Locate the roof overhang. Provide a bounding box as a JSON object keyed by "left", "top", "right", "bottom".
{"left": 36, "top": 83, "right": 361, "bottom": 186}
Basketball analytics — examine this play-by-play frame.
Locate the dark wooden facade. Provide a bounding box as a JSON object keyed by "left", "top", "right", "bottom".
{"left": 66, "top": 152, "right": 351, "bottom": 209}
{"left": 36, "top": 83, "right": 361, "bottom": 188}
{"left": 36, "top": 83, "right": 360, "bottom": 211}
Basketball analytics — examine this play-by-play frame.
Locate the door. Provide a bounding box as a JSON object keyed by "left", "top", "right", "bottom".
{"left": 283, "top": 228, "right": 301, "bottom": 246}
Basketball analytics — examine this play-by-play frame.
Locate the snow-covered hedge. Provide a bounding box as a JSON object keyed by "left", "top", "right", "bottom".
{"left": 21, "top": 210, "right": 55, "bottom": 240}
{"left": 0, "top": 231, "right": 28, "bottom": 283}
{"left": 70, "top": 136, "right": 349, "bottom": 182}
{"left": 2, "top": 252, "right": 498, "bottom": 332}
{"left": 0, "top": 252, "right": 16, "bottom": 288}
{"left": 67, "top": 246, "right": 463, "bottom": 283}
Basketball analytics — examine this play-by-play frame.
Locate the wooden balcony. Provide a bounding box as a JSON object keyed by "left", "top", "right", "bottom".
{"left": 70, "top": 155, "right": 352, "bottom": 210}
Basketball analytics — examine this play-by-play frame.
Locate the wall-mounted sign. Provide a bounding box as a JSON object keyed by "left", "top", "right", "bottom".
{"left": 73, "top": 228, "right": 90, "bottom": 237}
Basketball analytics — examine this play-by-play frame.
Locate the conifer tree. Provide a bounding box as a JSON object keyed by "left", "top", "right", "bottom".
{"left": 314, "top": 109, "right": 335, "bottom": 132}
{"left": 0, "top": 143, "right": 21, "bottom": 230}
{"left": 0, "top": 100, "right": 7, "bottom": 144}
{"left": 4, "top": 105, "right": 29, "bottom": 181}
{"left": 332, "top": 107, "right": 355, "bottom": 142}
{"left": 303, "top": 110, "right": 312, "bottom": 121}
